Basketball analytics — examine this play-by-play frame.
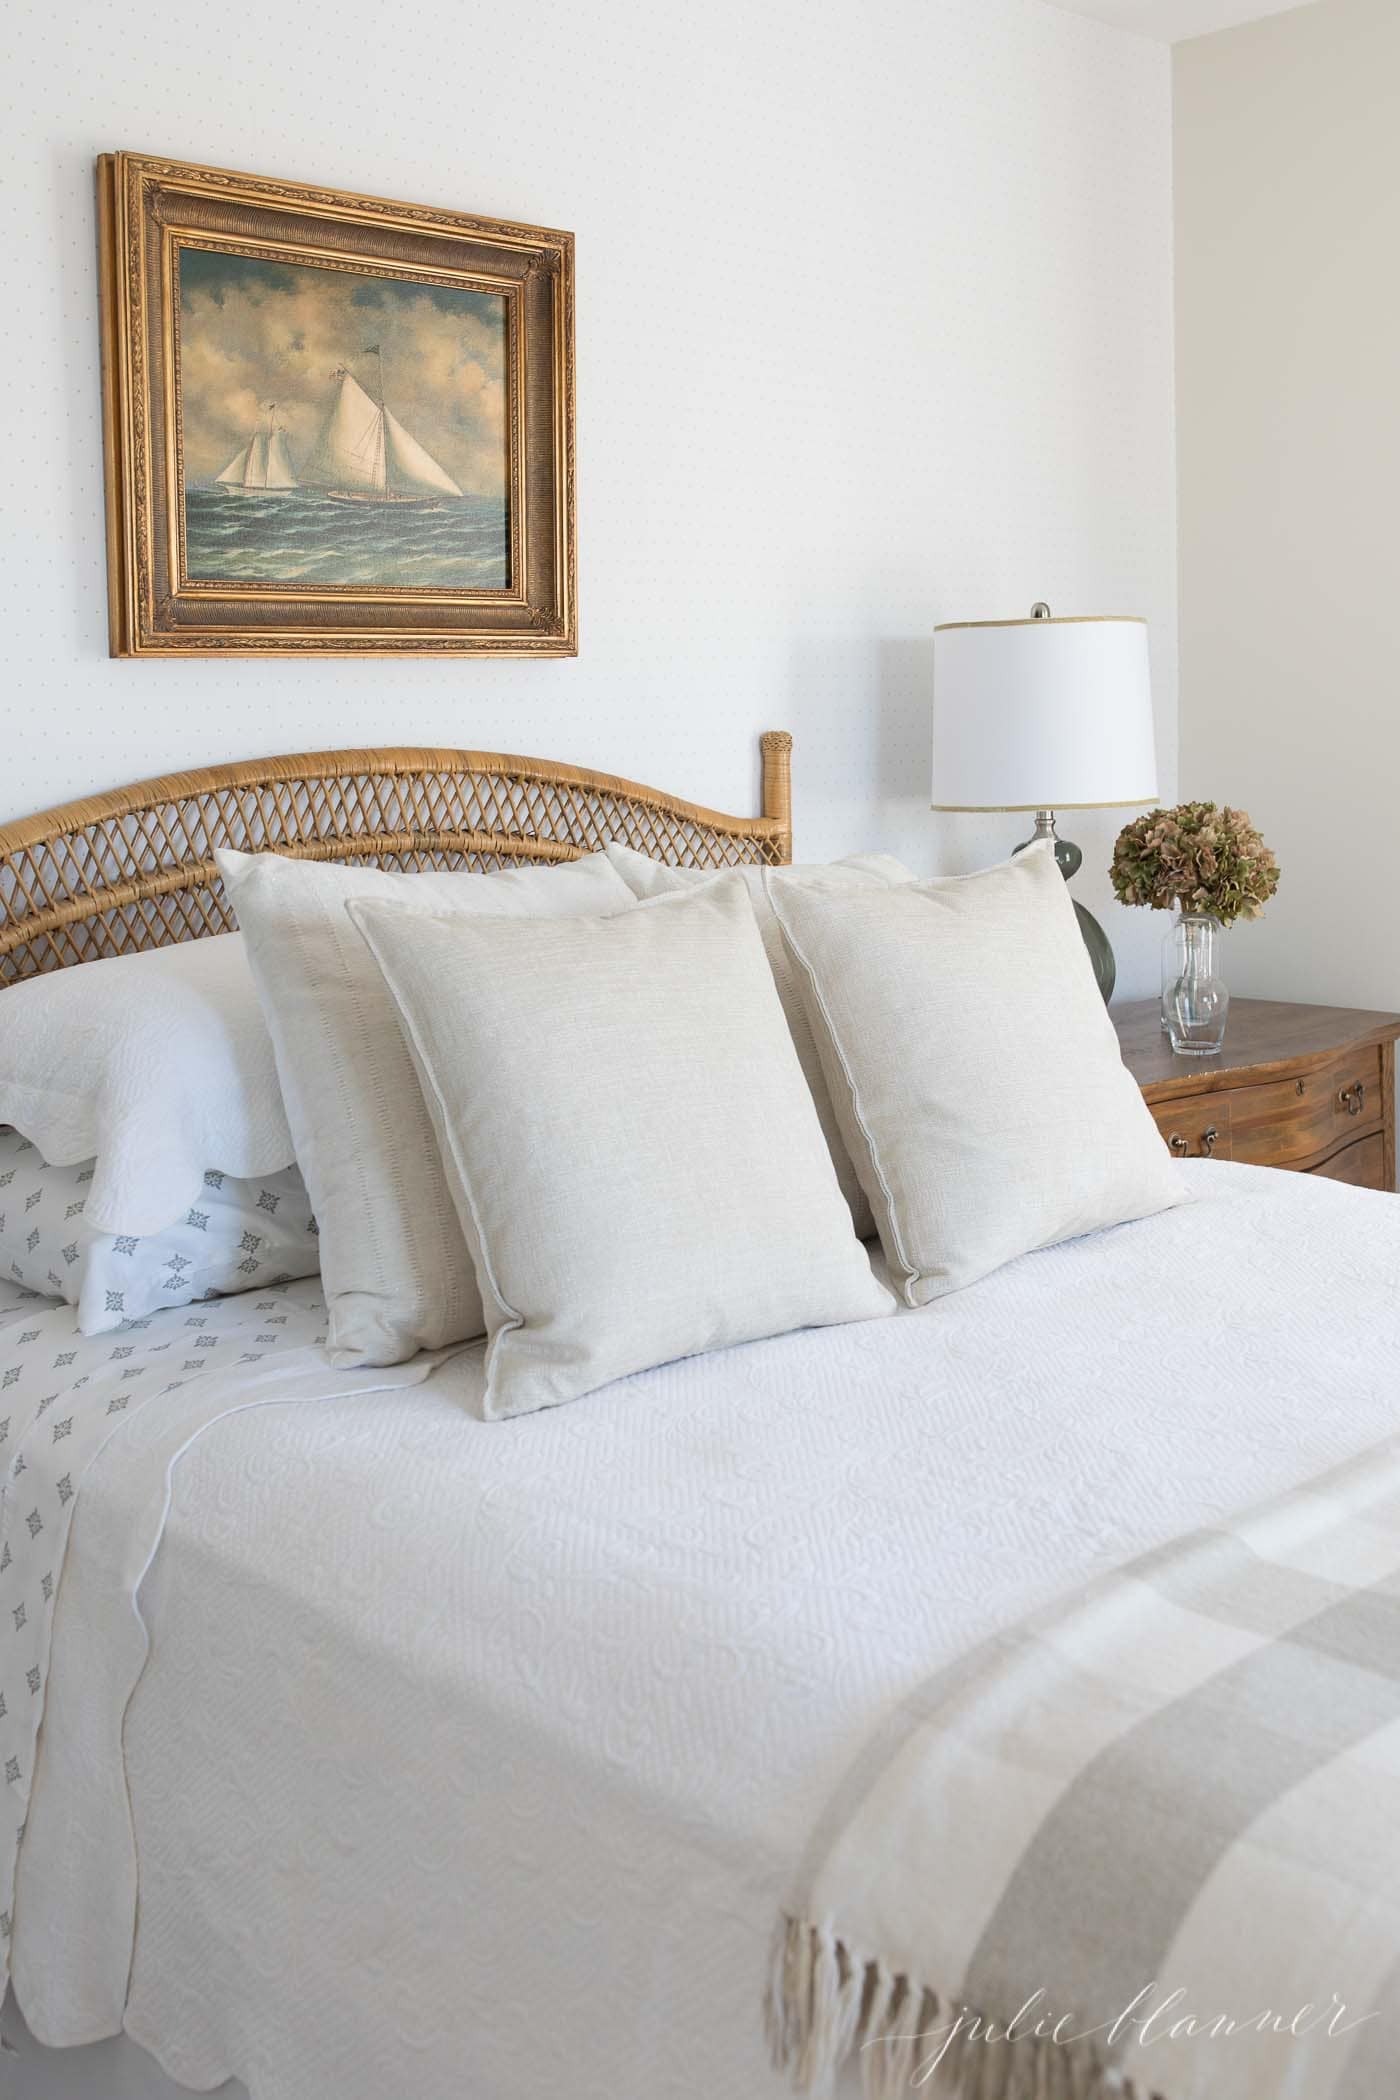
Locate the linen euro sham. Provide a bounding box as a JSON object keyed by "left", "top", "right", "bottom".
{"left": 769, "top": 842, "right": 1182, "bottom": 1303}
{"left": 347, "top": 875, "right": 894, "bottom": 1418}
{"left": 217, "top": 846, "right": 636, "bottom": 1367}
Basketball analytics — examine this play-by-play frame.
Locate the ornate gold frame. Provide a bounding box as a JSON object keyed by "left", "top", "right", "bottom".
{"left": 97, "top": 152, "right": 576, "bottom": 656}
{"left": 0, "top": 734, "right": 794, "bottom": 985}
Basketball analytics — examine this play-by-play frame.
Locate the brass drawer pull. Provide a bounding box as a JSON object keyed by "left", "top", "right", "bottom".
{"left": 1166, "top": 1128, "right": 1219, "bottom": 1157}
{"left": 1339, "top": 1082, "right": 1366, "bottom": 1118}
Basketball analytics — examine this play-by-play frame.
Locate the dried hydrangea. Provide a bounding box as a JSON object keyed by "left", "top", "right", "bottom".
{"left": 1110, "top": 802, "right": 1280, "bottom": 928}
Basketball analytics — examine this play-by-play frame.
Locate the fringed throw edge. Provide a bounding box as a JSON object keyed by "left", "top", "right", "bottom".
{"left": 766, "top": 1915, "right": 1145, "bottom": 2100}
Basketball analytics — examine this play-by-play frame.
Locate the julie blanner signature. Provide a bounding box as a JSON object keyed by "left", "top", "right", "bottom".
{"left": 871, "top": 1984, "right": 1381, "bottom": 2086}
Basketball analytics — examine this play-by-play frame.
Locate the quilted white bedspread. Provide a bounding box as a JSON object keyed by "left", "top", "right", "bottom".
{"left": 7, "top": 1160, "right": 1400, "bottom": 2100}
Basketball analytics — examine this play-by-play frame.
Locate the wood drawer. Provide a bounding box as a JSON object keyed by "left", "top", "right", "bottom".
{"left": 1148, "top": 1093, "right": 1230, "bottom": 1161}
{"left": 1120, "top": 999, "right": 1399, "bottom": 1195}
{"left": 1229, "top": 1044, "right": 1383, "bottom": 1170}
{"left": 1311, "top": 1132, "right": 1389, "bottom": 1191}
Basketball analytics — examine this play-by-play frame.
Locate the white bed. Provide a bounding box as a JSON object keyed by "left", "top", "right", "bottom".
{"left": 3, "top": 743, "right": 1398, "bottom": 2100}
{"left": 3, "top": 1160, "right": 1397, "bottom": 2099}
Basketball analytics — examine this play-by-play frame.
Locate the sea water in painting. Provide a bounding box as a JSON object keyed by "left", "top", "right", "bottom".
{"left": 179, "top": 248, "right": 509, "bottom": 591}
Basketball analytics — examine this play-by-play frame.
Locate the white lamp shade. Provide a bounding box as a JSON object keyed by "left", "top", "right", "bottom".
{"left": 932, "top": 616, "right": 1157, "bottom": 812}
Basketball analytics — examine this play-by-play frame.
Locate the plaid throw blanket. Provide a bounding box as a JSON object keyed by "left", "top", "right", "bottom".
{"left": 768, "top": 1435, "right": 1400, "bottom": 2100}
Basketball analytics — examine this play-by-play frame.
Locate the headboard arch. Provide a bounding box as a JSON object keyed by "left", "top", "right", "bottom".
{"left": 0, "top": 734, "right": 793, "bottom": 985}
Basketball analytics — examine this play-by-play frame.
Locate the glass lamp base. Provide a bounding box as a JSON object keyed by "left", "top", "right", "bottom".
{"left": 1014, "top": 814, "right": 1116, "bottom": 1005}
{"left": 1073, "top": 899, "right": 1116, "bottom": 1006}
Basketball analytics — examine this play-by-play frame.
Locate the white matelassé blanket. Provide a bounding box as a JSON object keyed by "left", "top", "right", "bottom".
{"left": 0, "top": 1283, "right": 451, "bottom": 1994}
{"left": 3, "top": 1160, "right": 1400, "bottom": 2100}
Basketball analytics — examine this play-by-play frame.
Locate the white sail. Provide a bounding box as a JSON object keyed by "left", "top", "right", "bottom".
{"left": 215, "top": 441, "right": 253, "bottom": 485}
{"left": 213, "top": 417, "right": 296, "bottom": 492}
{"left": 383, "top": 410, "right": 463, "bottom": 498}
{"left": 303, "top": 372, "right": 385, "bottom": 493}
{"left": 264, "top": 429, "right": 298, "bottom": 489}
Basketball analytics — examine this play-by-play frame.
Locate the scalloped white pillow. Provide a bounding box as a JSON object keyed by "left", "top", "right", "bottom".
{"left": 604, "top": 844, "right": 915, "bottom": 1238}
{"left": 0, "top": 934, "right": 294, "bottom": 1235}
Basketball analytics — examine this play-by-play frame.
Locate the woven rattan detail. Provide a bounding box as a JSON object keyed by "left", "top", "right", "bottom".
{"left": 0, "top": 737, "right": 794, "bottom": 985}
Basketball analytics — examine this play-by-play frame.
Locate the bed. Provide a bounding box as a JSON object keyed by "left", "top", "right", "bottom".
{"left": 0, "top": 740, "right": 1397, "bottom": 2100}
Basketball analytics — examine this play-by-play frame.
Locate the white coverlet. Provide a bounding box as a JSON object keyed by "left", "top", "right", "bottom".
{"left": 0, "top": 1279, "right": 452, "bottom": 2008}
{"left": 5, "top": 1162, "right": 1400, "bottom": 2100}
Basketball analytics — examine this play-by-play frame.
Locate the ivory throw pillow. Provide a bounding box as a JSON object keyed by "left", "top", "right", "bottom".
{"left": 769, "top": 843, "right": 1182, "bottom": 1305}
{"left": 347, "top": 877, "right": 894, "bottom": 1419}
{"left": 603, "top": 844, "right": 915, "bottom": 1237}
{"left": 0, "top": 1127, "right": 318, "bottom": 1334}
{"left": 217, "top": 847, "right": 635, "bottom": 1367}
{"left": 0, "top": 933, "right": 293, "bottom": 1235}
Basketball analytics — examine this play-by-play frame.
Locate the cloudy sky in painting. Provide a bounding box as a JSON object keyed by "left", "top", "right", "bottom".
{"left": 178, "top": 248, "right": 507, "bottom": 495}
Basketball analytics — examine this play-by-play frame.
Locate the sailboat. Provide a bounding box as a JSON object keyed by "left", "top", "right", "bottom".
{"left": 302, "top": 349, "right": 462, "bottom": 507}
{"left": 215, "top": 403, "right": 298, "bottom": 496}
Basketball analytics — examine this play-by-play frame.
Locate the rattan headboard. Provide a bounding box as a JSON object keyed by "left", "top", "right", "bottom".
{"left": 0, "top": 733, "right": 793, "bottom": 986}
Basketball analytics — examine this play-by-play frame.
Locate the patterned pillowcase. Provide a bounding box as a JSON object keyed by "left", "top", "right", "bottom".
{"left": 0, "top": 1128, "right": 319, "bottom": 1335}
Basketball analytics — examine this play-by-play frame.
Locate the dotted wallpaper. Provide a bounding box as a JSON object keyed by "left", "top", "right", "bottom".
{"left": 2, "top": 0, "right": 1176, "bottom": 993}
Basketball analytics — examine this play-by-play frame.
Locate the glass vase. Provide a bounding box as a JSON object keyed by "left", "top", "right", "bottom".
{"left": 1162, "top": 912, "right": 1229, "bottom": 1056}
{"left": 1159, "top": 911, "right": 1178, "bottom": 1032}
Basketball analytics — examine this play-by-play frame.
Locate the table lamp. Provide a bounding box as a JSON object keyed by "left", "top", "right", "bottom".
{"left": 931, "top": 603, "right": 1157, "bottom": 1002}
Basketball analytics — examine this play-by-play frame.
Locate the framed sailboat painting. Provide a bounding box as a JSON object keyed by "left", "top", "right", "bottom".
{"left": 97, "top": 153, "right": 576, "bottom": 655}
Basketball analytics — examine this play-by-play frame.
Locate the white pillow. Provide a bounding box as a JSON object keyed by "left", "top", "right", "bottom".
{"left": 216, "top": 847, "right": 637, "bottom": 1368}
{"left": 603, "top": 844, "right": 915, "bottom": 1238}
{"left": 0, "top": 1127, "right": 318, "bottom": 1334}
{"left": 0, "top": 935, "right": 294, "bottom": 1235}
{"left": 769, "top": 842, "right": 1183, "bottom": 1305}
{"left": 347, "top": 876, "right": 894, "bottom": 1419}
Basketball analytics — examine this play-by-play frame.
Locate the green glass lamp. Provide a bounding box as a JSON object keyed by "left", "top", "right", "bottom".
{"left": 931, "top": 602, "right": 1158, "bottom": 1003}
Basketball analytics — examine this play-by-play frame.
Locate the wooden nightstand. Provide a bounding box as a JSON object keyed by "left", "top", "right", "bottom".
{"left": 1113, "top": 1000, "right": 1400, "bottom": 1193}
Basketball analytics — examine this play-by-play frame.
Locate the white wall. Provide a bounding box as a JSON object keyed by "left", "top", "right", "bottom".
{"left": 1175, "top": 0, "right": 1399, "bottom": 1012}
{"left": 2, "top": 0, "right": 1178, "bottom": 994}
{"left": 1048, "top": 0, "right": 1318, "bottom": 41}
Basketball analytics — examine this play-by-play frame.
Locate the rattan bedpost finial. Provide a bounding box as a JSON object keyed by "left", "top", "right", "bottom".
{"left": 761, "top": 732, "right": 794, "bottom": 864}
